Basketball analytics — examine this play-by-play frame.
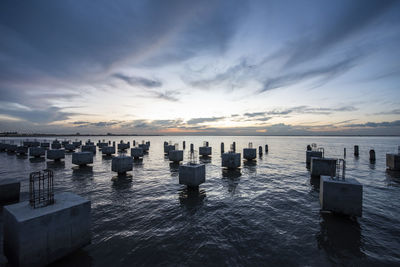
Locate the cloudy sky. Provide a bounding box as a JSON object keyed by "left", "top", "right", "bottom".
{"left": 1, "top": 0, "right": 400, "bottom": 135}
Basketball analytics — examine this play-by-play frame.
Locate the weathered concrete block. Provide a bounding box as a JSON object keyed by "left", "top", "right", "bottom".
{"left": 117, "top": 143, "right": 130, "bottom": 151}
{"left": 64, "top": 144, "right": 75, "bottom": 152}
{"left": 40, "top": 142, "right": 50, "bottom": 149}
{"left": 138, "top": 143, "right": 149, "bottom": 152}
{"left": 72, "top": 152, "right": 93, "bottom": 166}
{"left": 386, "top": 154, "right": 400, "bottom": 171}
{"left": 320, "top": 176, "right": 363, "bottom": 217}
{"left": 179, "top": 163, "right": 205, "bottom": 187}
{"left": 23, "top": 141, "right": 40, "bottom": 147}
{"left": 51, "top": 143, "right": 61, "bottom": 149}
{"left": 61, "top": 141, "right": 70, "bottom": 147}
{"left": 86, "top": 141, "right": 95, "bottom": 146}
{"left": 29, "top": 147, "right": 45, "bottom": 158}
{"left": 243, "top": 148, "right": 257, "bottom": 160}
{"left": 82, "top": 145, "right": 96, "bottom": 154}
{"left": 96, "top": 142, "right": 107, "bottom": 148}
{"left": 112, "top": 156, "right": 133, "bottom": 174}
{"left": 0, "top": 179, "right": 20, "bottom": 205}
{"left": 47, "top": 149, "right": 65, "bottom": 161}
{"left": 7, "top": 144, "right": 18, "bottom": 153}
{"left": 306, "top": 151, "right": 323, "bottom": 164}
{"left": 164, "top": 145, "right": 175, "bottom": 155}
{"left": 199, "top": 146, "right": 212, "bottom": 156}
{"left": 169, "top": 150, "right": 183, "bottom": 162}
{"left": 131, "top": 147, "right": 143, "bottom": 159}
{"left": 16, "top": 146, "right": 28, "bottom": 155}
{"left": 72, "top": 141, "right": 82, "bottom": 148}
{"left": 222, "top": 152, "right": 241, "bottom": 169}
{"left": 311, "top": 157, "right": 337, "bottom": 178}
{"left": 3, "top": 192, "right": 91, "bottom": 267}
{"left": 102, "top": 146, "right": 115, "bottom": 156}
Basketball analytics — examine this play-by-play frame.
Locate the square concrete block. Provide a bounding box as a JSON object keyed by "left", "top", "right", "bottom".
{"left": 320, "top": 176, "right": 363, "bottom": 217}
{"left": 169, "top": 150, "right": 183, "bottom": 162}
{"left": 117, "top": 143, "right": 130, "bottom": 151}
{"left": 164, "top": 145, "right": 175, "bottom": 155}
{"left": 82, "top": 145, "right": 96, "bottom": 154}
{"left": 243, "top": 148, "right": 256, "bottom": 160}
{"left": 386, "top": 154, "right": 400, "bottom": 171}
{"left": 131, "top": 147, "right": 143, "bottom": 158}
{"left": 138, "top": 143, "right": 149, "bottom": 152}
{"left": 64, "top": 144, "right": 75, "bottom": 152}
{"left": 72, "top": 152, "right": 93, "bottom": 166}
{"left": 0, "top": 179, "right": 20, "bottom": 205}
{"left": 40, "top": 143, "right": 50, "bottom": 149}
{"left": 29, "top": 147, "right": 45, "bottom": 158}
{"left": 222, "top": 152, "right": 241, "bottom": 169}
{"left": 72, "top": 141, "right": 82, "bottom": 148}
{"left": 311, "top": 157, "right": 337, "bottom": 178}
{"left": 112, "top": 156, "right": 133, "bottom": 174}
{"left": 306, "top": 151, "right": 323, "bottom": 164}
{"left": 199, "top": 146, "right": 212, "bottom": 156}
{"left": 102, "top": 146, "right": 115, "bottom": 155}
{"left": 51, "top": 143, "right": 61, "bottom": 149}
{"left": 7, "top": 144, "right": 18, "bottom": 153}
{"left": 3, "top": 192, "right": 91, "bottom": 267}
{"left": 47, "top": 149, "right": 65, "bottom": 161}
{"left": 16, "top": 146, "right": 28, "bottom": 155}
{"left": 179, "top": 163, "right": 205, "bottom": 187}
{"left": 96, "top": 142, "right": 107, "bottom": 148}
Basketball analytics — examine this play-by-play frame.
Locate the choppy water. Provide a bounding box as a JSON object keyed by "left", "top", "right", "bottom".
{"left": 1, "top": 136, "right": 400, "bottom": 266}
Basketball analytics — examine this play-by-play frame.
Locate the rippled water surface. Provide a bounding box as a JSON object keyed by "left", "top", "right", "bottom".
{"left": 1, "top": 136, "right": 400, "bottom": 266}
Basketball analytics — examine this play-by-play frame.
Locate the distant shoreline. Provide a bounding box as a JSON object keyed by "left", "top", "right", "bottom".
{"left": 0, "top": 134, "right": 399, "bottom": 137}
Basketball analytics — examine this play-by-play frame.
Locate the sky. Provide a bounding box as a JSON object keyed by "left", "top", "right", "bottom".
{"left": 0, "top": 0, "right": 400, "bottom": 135}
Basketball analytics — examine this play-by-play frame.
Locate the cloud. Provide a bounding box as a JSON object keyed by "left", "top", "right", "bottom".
{"left": 344, "top": 120, "right": 400, "bottom": 128}
{"left": 374, "top": 109, "right": 400, "bottom": 115}
{"left": 0, "top": 105, "right": 75, "bottom": 123}
{"left": 112, "top": 73, "right": 162, "bottom": 88}
{"left": 186, "top": 117, "right": 225, "bottom": 125}
{"left": 260, "top": 55, "right": 361, "bottom": 93}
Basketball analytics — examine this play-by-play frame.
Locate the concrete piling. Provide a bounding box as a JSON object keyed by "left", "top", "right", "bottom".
{"left": 259, "top": 146, "right": 262, "bottom": 156}
{"left": 369, "top": 149, "right": 376, "bottom": 162}
{"left": 179, "top": 163, "right": 205, "bottom": 188}
{"left": 112, "top": 155, "right": 133, "bottom": 175}
{"left": 265, "top": 144, "right": 269, "bottom": 153}
{"left": 354, "top": 145, "right": 359, "bottom": 157}
{"left": 221, "top": 142, "right": 224, "bottom": 154}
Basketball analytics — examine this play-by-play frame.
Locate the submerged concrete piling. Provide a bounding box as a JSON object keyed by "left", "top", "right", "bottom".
{"left": 259, "top": 146, "right": 262, "bottom": 156}
{"left": 64, "top": 144, "right": 75, "bottom": 152}
{"left": 131, "top": 147, "right": 143, "bottom": 159}
{"left": 232, "top": 142, "right": 236, "bottom": 153}
{"left": 344, "top": 148, "right": 346, "bottom": 158}
{"left": 29, "top": 147, "right": 45, "bottom": 158}
{"left": 243, "top": 143, "right": 256, "bottom": 161}
{"left": 47, "top": 149, "right": 65, "bottom": 161}
{"left": 183, "top": 141, "right": 186, "bottom": 149}
{"left": 354, "top": 145, "right": 359, "bottom": 157}
{"left": 3, "top": 192, "right": 91, "bottom": 266}
{"left": 72, "top": 152, "right": 93, "bottom": 166}
{"left": 102, "top": 146, "right": 116, "bottom": 156}
{"left": 199, "top": 141, "right": 212, "bottom": 157}
{"left": 16, "top": 146, "right": 28, "bottom": 155}
{"left": 221, "top": 142, "right": 224, "bottom": 154}
{"left": 265, "top": 144, "right": 269, "bottom": 153}
{"left": 369, "top": 149, "right": 376, "bottom": 162}
{"left": 190, "top": 144, "right": 194, "bottom": 153}
{"left": 169, "top": 150, "right": 183, "bottom": 163}
{"left": 222, "top": 152, "right": 241, "bottom": 169}
{"left": 386, "top": 153, "right": 400, "bottom": 171}
{"left": 310, "top": 158, "right": 337, "bottom": 178}
{"left": 112, "top": 155, "right": 133, "bottom": 175}
{"left": 179, "top": 163, "right": 205, "bottom": 188}
{"left": 82, "top": 145, "right": 96, "bottom": 154}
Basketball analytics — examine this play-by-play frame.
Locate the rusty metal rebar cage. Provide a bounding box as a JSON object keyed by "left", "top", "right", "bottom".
{"left": 29, "top": 169, "right": 54, "bottom": 208}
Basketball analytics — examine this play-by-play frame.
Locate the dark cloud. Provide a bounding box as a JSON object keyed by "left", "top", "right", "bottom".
{"left": 374, "top": 109, "right": 400, "bottom": 115}
{"left": 112, "top": 73, "right": 162, "bottom": 88}
{"left": 242, "top": 106, "right": 357, "bottom": 118}
{"left": 281, "top": 0, "right": 397, "bottom": 67}
{"left": 260, "top": 55, "right": 361, "bottom": 93}
{"left": 186, "top": 117, "right": 225, "bottom": 125}
{"left": 344, "top": 120, "right": 400, "bottom": 128}
{"left": 0, "top": 106, "right": 74, "bottom": 123}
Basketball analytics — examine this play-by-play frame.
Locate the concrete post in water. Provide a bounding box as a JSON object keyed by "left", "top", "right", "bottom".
{"left": 29, "top": 147, "right": 45, "bottom": 158}
{"left": 386, "top": 153, "right": 400, "bottom": 171}
{"left": 259, "top": 146, "right": 262, "bottom": 156}
{"left": 102, "top": 146, "right": 116, "bottom": 156}
{"left": 310, "top": 158, "right": 337, "bottom": 179}
{"left": 183, "top": 141, "right": 186, "bottom": 149}
{"left": 354, "top": 145, "right": 359, "bottom": 156}
{"left": 190, "top": 144, "right": 194, "bottom": 153}
{"left": 306, "top": 145, "right": 312, "bottom": 151}
{"left": 133, "top": 140, "right": 136, "bottom": 146}
{"left": 0, "top": 179, "right": 20, "bottom": 205}
{"left": 265, "top": 144, "right": 269, "bottom": 153}
{"left": 72, "top": 152, "right": 93, "bottom": 166}
{"left": 112, "top": 155, "right": 133, "bottom": 175}
{"left": 131, "top": 147, "right": 143, "bottom": 159}
{"left": 179, "top": 163, "right": 205, "bottom": 188}
{"left": 113, "top": 141, "right": 116, "bottom": 147}
{"left": 344, "top": 148, "right": 346, "bottom": 158}
{"left": 232, "top": 142, "right": 236, "bottom": 153}
{"left": 47, "top": 149, "right": 65, "bottom": 161}
{"left": 243, "top": 143, "right": 256, "bottom": 161}
{"left": 221, "top": 142, "right": 224, "bottom": 154}
{"left": 169, "top": 150, "right": 183, "bottom": 163}
{"left": 199, "top": 141, "right": 212, "bottom": 157}
{"left": 222, "top": 152, "right": 241, "bottom": 169}
{"left": 369, "top": 149, "right": 376, "bottom": 162}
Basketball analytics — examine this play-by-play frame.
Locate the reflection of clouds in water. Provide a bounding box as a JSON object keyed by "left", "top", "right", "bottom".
{"left": 316, "top": 213, "right": 364, "bottom": 262}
